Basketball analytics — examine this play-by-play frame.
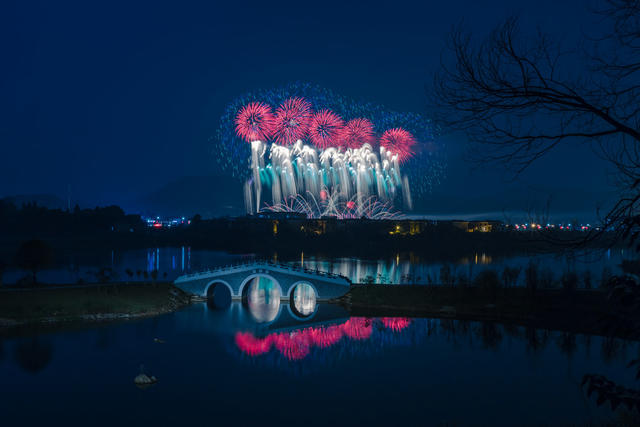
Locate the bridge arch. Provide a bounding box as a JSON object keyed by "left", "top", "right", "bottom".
{"left": 238, "top": 273, "right": 283, "bottom": 301}
{"left": 204, "top": 279, "right": 234, "bottom": 298}
{"left": 204, "top": 279, "right": 234, "bottom": 309}
{"left": 287, "top": 280, "right": 318, "bottom": 319}
{"left": 240, "top": 273, "right": 284, "bottom": 324}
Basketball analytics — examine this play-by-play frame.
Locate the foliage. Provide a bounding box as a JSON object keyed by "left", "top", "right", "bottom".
{"left": 94, "top": 267, "right": 118, "bottom": 284}
{"left": 561, "top": 271, "right": 579, "bottom": 293}
{"left": 0, "top": 200, "right": 144, "bottom": 235}
{"left": 581, "top": 274, "right": 640, "bottom": 410}
{"left": 582, "top": 374, "right": 640, "bottom": 412}
{"left": 525, "top": 261, "right": 539, "bottom": 295}
{"left": 583, "top": 270, "right": 593, "bottom": 289}
{"left": 440, "top": 264, "right": 455, "bottom": 286}
{"left": 14, "top": 240, "right": 53, "bottom": 284}
{"left": 539, "top": 267, "right": 555, "bottom": 289}
{"left": 501, "top": 266, "right": 521, "bottom": 287}
{"left": 473, "top": 269, "right": 501, "bottom": 298}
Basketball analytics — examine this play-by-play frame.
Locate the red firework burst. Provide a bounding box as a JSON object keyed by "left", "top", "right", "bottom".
{"left": 340, "top": 118, "right": 375, "bottom": 149}
{"left": 272, "top": 97, "right": 313, "bottom": 145}
{"left": 379, "top": 128, "right": 416, "bottom": 162}
{"left": 234, "top": 102, "right": 275, "bottom": 142}
{"left": 308, "top": 109, "right": 344, "bottom": 149}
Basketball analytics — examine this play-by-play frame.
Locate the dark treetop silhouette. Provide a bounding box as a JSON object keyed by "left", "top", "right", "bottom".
{"left": 433, "top": 0, "right": 640, "bottom": 246}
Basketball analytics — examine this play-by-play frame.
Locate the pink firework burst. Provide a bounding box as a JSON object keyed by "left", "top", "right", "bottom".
{"left": 272, "top": 97, "right": 313, "bottom": 145}
{"left": 340, "top": 118, "right": 375, "bottom": 149}
{"left": 308, "top": 109, "right": 344, "bottom": 149}
{"left": 234, "top": 102, "right": 275, "bottom": 142}
{"left": 379, "top": 128, "right": 416, "bottom": 162}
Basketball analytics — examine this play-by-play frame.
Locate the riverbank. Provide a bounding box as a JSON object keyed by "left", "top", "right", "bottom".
{"left": 2, "top": 282, "right": 635, "bottom": 340}
{"left": 340, "top": 285, "right": 635, "bottom": 339}
{"left": 0, "top": 282, "right": 190, "bottom": 329}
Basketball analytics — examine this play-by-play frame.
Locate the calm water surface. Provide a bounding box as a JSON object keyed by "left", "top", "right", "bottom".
{"left": 3, "top": 246, "right": 630, "bottom": 286}
{"left": 0, "top": 300, "right": 637, "bottom": 425}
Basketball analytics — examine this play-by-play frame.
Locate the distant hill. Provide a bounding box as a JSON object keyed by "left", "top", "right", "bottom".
{"left": 133, "top": 175, "right": 244, "bottom": 218}
{"left": 2, "top": 194, "right": 68, "bottom": 210}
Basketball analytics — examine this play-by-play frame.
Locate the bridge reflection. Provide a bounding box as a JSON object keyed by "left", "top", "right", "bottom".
{"left": 198, "top": 290, "right": 414, "bottom": 366}
{"left": 232, "top": 275, "right": 319, "bottom": 323}
{"left": 245, "top": 276, "right": 281, "bottom": 323}
{"left": 235, "top": 317, "right": 411, "bottom": 361}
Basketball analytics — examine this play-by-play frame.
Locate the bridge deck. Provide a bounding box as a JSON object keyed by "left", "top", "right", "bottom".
{"left": 174, "top": 261, "right": 352, "bottom": 300}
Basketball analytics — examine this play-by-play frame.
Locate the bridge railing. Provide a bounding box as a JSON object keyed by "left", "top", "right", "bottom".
{"left": 175, "top": 260, "right": 351, "bottom": 284}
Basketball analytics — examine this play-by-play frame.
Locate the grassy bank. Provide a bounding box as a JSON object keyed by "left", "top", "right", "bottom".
{"left": 0, "top": 282, "right": 190, "bottom": 328}
{"left": 342, "top": 285, "right": 632, "bottom": 338}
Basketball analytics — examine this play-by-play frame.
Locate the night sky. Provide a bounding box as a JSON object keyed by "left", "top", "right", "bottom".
{"left": 1, "top": 0, "right": 613, "bottom": 220}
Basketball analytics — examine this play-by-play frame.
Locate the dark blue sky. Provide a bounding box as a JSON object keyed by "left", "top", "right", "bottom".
{"left": 1, "top": 0, "right": 613, "bottom": 219}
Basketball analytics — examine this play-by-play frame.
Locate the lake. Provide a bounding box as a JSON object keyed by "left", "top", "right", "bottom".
{"left": 2, "top": 246, "right": 630, "bottom": 287}
{"left": 0, "top": 300, "right": 637, "bottom": 425}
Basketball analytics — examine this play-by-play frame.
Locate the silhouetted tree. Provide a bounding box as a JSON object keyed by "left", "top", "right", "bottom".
{"left": 561, "top": 271, "right": 579, "bottom": 294}
{"left": 94, "top": 267, "right": 116, "bottom": 284}
{"left": 525, "top": 261, "right": 539, "bottom": 295}
{"left": 473, "top": 269, "right": 501, "bottom": 300}
{"left": 439, "top": 264, "right": 454, "bottom": 286}
{"left": 501, "top": 266, "right": 521, "bottom": 287}
{"left": 582, "top": 275, "right": 640, "bottom": 410}
{"left": 433, "top": 0, "right": 640, "bottom": 245}
{"left": 14, "top": 239, "right": 53, "bottom": 284}
{"left": 583, "top": 270, "right": 593, "bottom": 289}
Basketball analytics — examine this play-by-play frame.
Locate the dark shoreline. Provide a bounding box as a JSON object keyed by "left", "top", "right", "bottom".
{"left": 0, "top": 282, "right": 190, "bottom": 331}
{"left": 339, "top": 285, "right": 636, "bottom": 340}
{"left": 1, "top": 282, "right": 636, "bottom": 341}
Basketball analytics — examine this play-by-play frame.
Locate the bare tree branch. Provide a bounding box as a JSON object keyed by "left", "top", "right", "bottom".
{"left": 432, "top": 4, "right": 640, "bottom": 246}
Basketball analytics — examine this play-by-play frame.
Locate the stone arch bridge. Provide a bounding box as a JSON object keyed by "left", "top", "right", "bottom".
{"left": 174, "top": 262, "right": 351, "bottom": 301}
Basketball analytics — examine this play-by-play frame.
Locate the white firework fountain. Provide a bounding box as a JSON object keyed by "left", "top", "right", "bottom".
{"left": 244, "top": 140, "right": 412, "bottom": 219}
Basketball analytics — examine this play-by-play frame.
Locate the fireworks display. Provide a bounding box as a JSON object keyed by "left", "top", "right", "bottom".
{"left": 272, "top": 97, "right": 313, "bottom": 145}
{"left": 308, "top": 109, "right": 344, "bottom": 149}
{"left": 265, "top": 191, "right": 402, "bottom": 220}
{"left": 214, "top": 82, "right": 445, "bottom": 217}
{"left": 380, "top": 128, "right": 417, "bottom": 163}
{"left": 234, "top": 102, "right": 274, "bottom": 143}
{"left": 341, "top": 118, "right": 375, "bottom": 149}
